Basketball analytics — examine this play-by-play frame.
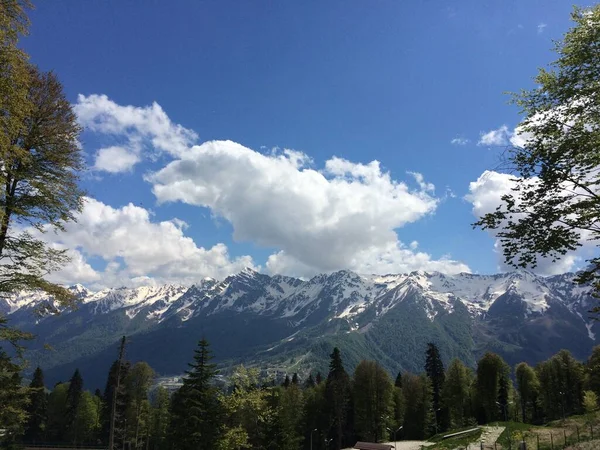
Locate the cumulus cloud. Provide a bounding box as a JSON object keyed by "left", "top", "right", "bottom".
{"left": 537, "top": 23, "right": 547, "bottom": 34}
{"left": 43, "top": 198, "right": 254, "bottom": 288}
{"left": 478, "top": 125, "right": 511, "bottom": 146}
{"left": 74, "top": 94, "right": 198, "bottom": 172}
{"left": 451, "top": 137, "right": 470, "bottom": 146}
{"left": 466, "top": 170, "right": 589, "bottom": 275}
{"left": 146, "top": 140, "right": 469, "bottom": 277}
{"left": 94, "top": 146, "right": 140, "bottom": 173}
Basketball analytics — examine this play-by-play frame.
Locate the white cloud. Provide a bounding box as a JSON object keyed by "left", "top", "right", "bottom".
{"left": 74, "top": 94, "right": 198, "bottom": 173}
{"left": 478, "top": 125, "right": 510, "bottom": 146}
{"left": 94, "top": 146, "right": 140, "bottom": 173}
{"left": 73, "top": 95, "right": 471, "bottom": 281}
{"left": 451, "top": 137, "right": 470, "bottom": 146}
{"left": 466, "top": 170, "right": 589, "bottom": 275}
{"left": 147, "top": 140, "right": 469, "bottom": 277}
{"left": 537, "top": 23, "right": 547, "bottom": 34}
{"left": 43, "top": 197, "right": 254, "bottom": 288}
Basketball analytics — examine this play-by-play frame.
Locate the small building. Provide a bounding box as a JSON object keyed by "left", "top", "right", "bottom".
{"left": 353, "top": 442, "right": 394, "bottom": 450}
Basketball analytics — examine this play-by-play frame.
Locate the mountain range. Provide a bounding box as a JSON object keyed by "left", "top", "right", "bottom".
{"left": 3, "top": 268, "right": 598, "bottom": 390}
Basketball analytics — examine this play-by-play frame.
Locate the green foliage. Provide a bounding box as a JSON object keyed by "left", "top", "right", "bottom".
{"left": 583, "top": 391, "right": 598, "bottom": 414}
{"left": 277, "top": 383, "right": 304, "bottom": 450}
{"left": 65, "top": 369, "right": 84, "bottom": 442}
{"left": 0, "top": 348, "right": 29, "bottom": 446}
{"left": 46, "top": 382, "right": 68, "bottom": 442}
{"left": 475, "top": 352, "right": 509, "bottom": 423}
{"left": 170, "top": 339, "right": 223, "bottom": 450}
{"left": 536, "top": 349, "right": 585, "bottom": 421}
{"left": 125, "top": 362, "right": 154, "bottom": 449}
{"left": 587, "top": 346, "right": 600, "bottom": 397}
{"left": 442, "top": 359, "right": 473, "bottom": 428}
{"left": 352, "top": 360, "right": 394, "bottom": 442}
{"left": 515, "top": 362, "right": 540, "bottom": 423}
{"left": 402, "top": 373, "right": 433, "bottom": 439}
{"left": 24, "top": 366, "right": 47, "bottom": 442}
{"left": 150, "top": 387, "right": 170, "bottom": 450}
{"left": 425, "top": 343, "right": 446, "bottom": 431}
{"left": 473, "top": 4, "right": 600, "bottom": 298}
{"left": 325, "top": 347, "right": 353, "bottom": 449}
{"left": 218, "top": 365, "right": 275, "bottom": 449}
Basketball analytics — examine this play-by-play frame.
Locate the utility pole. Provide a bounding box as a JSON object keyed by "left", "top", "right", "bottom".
{"left": 109, "top": 336, "right": 127, "bottom": 450}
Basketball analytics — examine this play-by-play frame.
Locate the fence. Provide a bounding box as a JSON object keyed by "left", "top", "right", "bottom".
{"left": 452, "top": 423, "right": 599, "bottom": 450}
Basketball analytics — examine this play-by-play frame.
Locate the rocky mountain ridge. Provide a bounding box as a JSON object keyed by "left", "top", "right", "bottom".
{"left": 3, "top": 268, "right": 597, "bottom": 389}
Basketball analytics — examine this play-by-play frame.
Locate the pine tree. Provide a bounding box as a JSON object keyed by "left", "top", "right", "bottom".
{"left": 170, "top": 338, "right": 222, "bottom": 450}
{"left": 283, "top": 374, "right": 290, "bottom": 388}
{"left": 316, "top": 372, "right": 323, "bottom": 385}
{"left": 24, "top": 367, "right": 47, "bottom": 443}
{"left": 101, "top": 359, "right": 130, "bottom": 446}
{"left": 150, "top": 387, "right": 170, "bottom": 450}
{"left": 425, "top": 343, "right": 445, "bottom": 431}
{"left": 395, "top": 371, "right": 403, "bottom": 389}
{"left": 0, "top": 348, "right": 29, "bottom": 447}
{"left": 325, "top": 347, "right": 353, "bottom": 449}
{"left": 292, "top": 373, "right": 299, "bottom": 385}
{"left": 65, "top": 369, "right": 84, "bottom": 443}
{"left": 305, "top": 373, "right": 316, "bottom": 389}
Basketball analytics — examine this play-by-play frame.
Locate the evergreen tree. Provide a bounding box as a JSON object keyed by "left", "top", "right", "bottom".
{"left": 316, "top": 372, "right": 323, "bottom": 385}
{"left": 0, "top": 348, "right": 29, "bottom": 447}
{"left": 101, "top": 360, "right": 130, "bottom": 446}
{"left": 65, "top": 369, "right": 84, "bottom": 443}
{"left": 395, "top": 371, "right": 403, "bottom": 389}
{"left": 425, "top": 343, "right": 446, "bottom": 431}
{"left": 283, "top": 374, "right": 291, "bottom": 388}
{"left": 325, "top": 347, "right": 353, "bottom": 449}
{"left": 305, "top": 373, "right": 316, "bottom": 389}
{"left": 24, "top": 367, "right": 47, "bottom": 443}
{"left": 150, "top": 387, "right": 170, "bottom": 450}
{"left": 292, "top": 373, "right": 299, "bottom": 385}
{"left": 170, "top": 338, "right": 222, "bottom": 450}
{"left": 352, "top": 360, "right": 393, "bottom": 442}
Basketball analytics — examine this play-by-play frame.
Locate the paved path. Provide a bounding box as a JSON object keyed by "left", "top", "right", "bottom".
{"left": 461, "top": 426, "right": 505, "bottom": 450}
{"left": 344, "top": 441, "right": 432, "bottom": 450}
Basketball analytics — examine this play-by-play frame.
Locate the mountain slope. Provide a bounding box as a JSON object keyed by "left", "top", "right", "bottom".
{"left": 3, "top": 269, "right": 597, "bottom": 389}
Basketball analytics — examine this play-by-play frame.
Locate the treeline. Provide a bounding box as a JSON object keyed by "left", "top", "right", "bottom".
{"left": 7, "top": 342, "right": 600, "bottom": 450}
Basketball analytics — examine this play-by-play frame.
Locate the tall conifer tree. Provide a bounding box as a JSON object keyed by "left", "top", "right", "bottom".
{"left": 25, "top": 367, "right": 47, "bottom": 442}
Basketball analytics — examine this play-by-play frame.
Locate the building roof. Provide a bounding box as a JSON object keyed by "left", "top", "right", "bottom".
{"left": 353, "top": 442, "right": 394, "bottom": 450}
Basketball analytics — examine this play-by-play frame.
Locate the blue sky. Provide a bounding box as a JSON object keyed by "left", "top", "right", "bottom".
{"left": 21, "top": 1, "right": 588, "bottom": 287}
